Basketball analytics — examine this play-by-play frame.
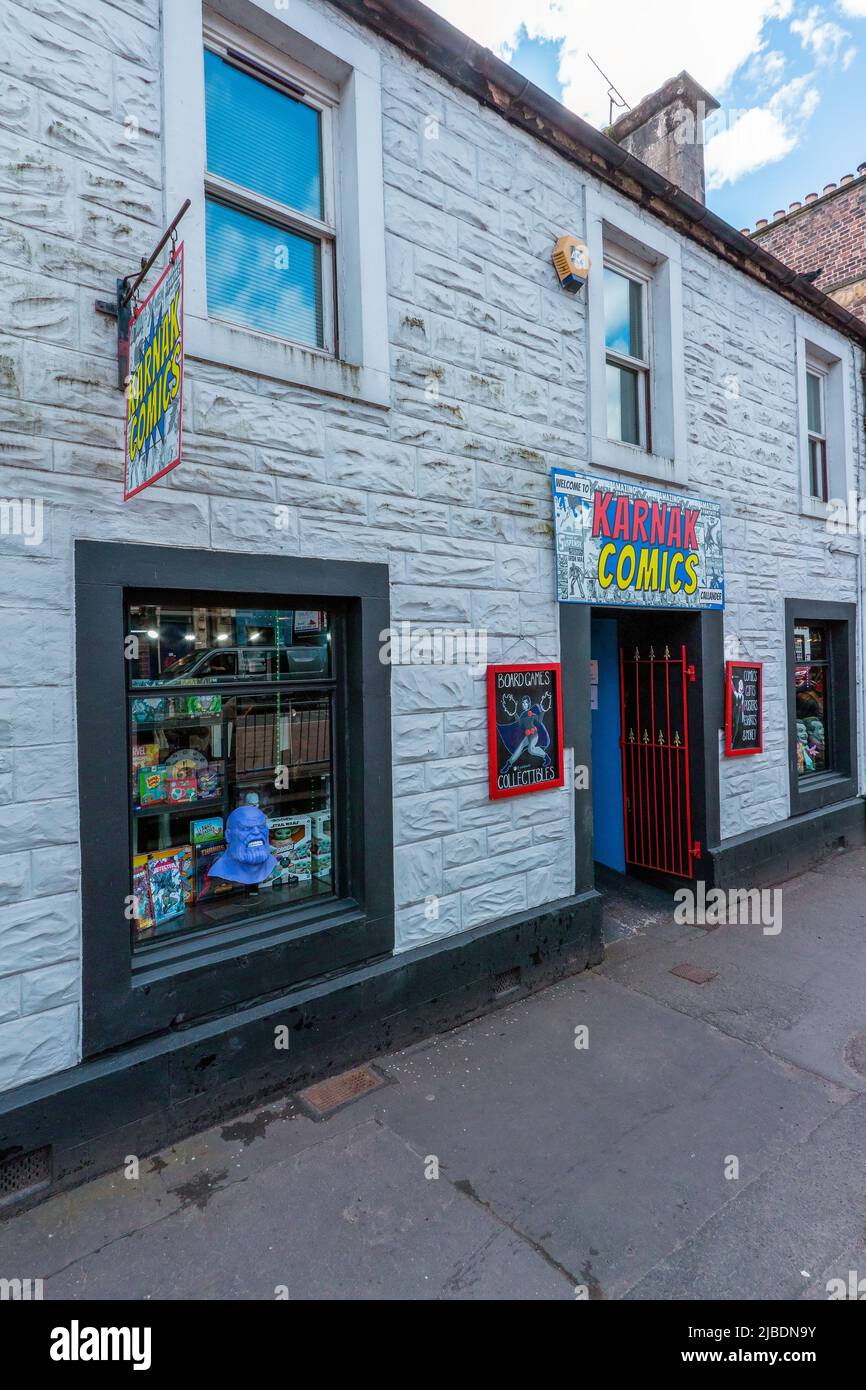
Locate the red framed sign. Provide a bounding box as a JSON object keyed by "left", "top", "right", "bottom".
{"left": 124, "top": 243, "right": 184, "bottom": 500}
{"left": 487, "top": 663, "right": 565, "bottom": 799}
{"left": 725, "top": 660, "right": 763, "bottom": 756}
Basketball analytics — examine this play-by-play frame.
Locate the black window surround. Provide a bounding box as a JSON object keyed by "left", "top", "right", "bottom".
{"left": 785, "top": 598, "right": 857, "bottom": 816}
{"left": 75, "top": 541, "right": 393, "bottom": 1057}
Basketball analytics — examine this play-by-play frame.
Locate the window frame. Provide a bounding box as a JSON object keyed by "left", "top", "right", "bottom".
{"left": 163, "top": 0, "right": 390, "bottom": 407}
{"left": 585, "top": 186, "right": 686, "bottom": 485}
{"left": 75, "top": 541, "right": 394, "bottom": 1058}
{"left": 795, "top": 319, "right": 854, "bottom": 520}
{"left": 202, "top": 22, "right": 338, "bottom": 355}
{"left": 785, "top": 599, "right": 858, "bottom": 816}
{"left": 603, "top": 253, "right": 652, "bottom": 452}
{"left": 805, "top": 366, "right": 828, "bottom": 502}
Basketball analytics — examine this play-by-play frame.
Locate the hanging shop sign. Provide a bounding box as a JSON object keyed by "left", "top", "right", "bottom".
{"left": 123, "top": 244, "right": 184, "bottom": 500}
{"left": 552, "top": 468, "right": 724, "bottom": 610}
{"left": 725, "top": 660, "right": 763, "bottom": 756}
{"left": 487, "top": 663, "right": 564, "bottom": 800}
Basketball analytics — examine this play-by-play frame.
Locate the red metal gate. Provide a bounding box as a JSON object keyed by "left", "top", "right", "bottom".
{"left": 619, "top": 643, "right": 698, "bottom": 879}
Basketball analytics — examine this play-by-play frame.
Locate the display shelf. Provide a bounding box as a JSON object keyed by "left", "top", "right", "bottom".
{"left": 131, "top": 715, "right": 223, "bottom": 731}
{"left": 133, "top": 797, "right": 226, "bottom": 819}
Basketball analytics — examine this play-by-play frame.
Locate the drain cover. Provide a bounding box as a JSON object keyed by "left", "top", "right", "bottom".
{"left": 845, "top": 1031, "right": 866, "bottom": 1078}
{"left": 298, "top": 1064, "right": 386, "bottom": 1120}
{"left": 670, "top": 962, "right": 717, "bottom": 985}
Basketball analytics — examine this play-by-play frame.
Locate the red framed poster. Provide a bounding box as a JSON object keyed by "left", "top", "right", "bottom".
{"left": 725, "top": 660, "right": 763, "bottom": 756}
{"left": 124, "top": 243, "right": 184, "bottom": 500}
{"left": 487, "top": 663, "right": 565, "bottom": 799}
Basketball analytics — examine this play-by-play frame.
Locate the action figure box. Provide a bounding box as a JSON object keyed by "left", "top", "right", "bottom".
{"left": 194, "top": 840, "right": 233, "bottom": 900}
{"left": 310, "top": 810, "right": 332, "bottom": 882}
{"left": 196, "top": 760, "right": 223, "bottom": 801}
{"left": 268, "top": 815, "right": 311, "bottom": 885}
{"left": 185, "top": 694, "right": 223, "bottom": 717}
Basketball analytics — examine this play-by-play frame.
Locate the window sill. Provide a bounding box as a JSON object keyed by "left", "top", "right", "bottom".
{"left": 791, "top": 769, "right": 856, "bottom": 817}
{"left": 589, "top": 434, "right": 687, "bottom": 487}
{"left": 800, "top": 495, "right": 832, "bottom": 522}
{"left": 186, "top": 314, "right": 391, "bottom": 408}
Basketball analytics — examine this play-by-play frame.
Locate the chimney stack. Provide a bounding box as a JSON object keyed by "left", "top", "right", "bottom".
{"left": 608, "top": 71, "right": 720, "bottom": 205}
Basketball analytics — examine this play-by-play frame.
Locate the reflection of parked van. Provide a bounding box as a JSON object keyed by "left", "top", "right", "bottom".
{"left": 155, "top": 644, "right": 328, "bottom": 684}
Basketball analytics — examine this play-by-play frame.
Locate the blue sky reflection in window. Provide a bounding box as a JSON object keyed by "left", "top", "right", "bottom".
{"left": 204, "top": 49, "right": 325, "bottom": 348}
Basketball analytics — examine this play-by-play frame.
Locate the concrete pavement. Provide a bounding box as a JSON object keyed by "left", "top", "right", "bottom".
{"left": 2, "top": 847, "right": 865, "bottom": 1300}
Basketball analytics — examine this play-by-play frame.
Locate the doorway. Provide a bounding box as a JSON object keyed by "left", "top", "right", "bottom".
{"left": 591, "top": 608, "right": 705, "bottom": 885}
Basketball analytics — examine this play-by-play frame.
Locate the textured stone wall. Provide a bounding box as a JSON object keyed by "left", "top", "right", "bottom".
{"left": 0, "top": 0, "right": 861, "bottom": 1092}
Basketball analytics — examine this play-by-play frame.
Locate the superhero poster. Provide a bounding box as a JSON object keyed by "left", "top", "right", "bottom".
{"left": 487, "top": 663, "right": 564, "bottom": 800}
{"left": 124, "top": 244, "right": 184, "bottom": 500}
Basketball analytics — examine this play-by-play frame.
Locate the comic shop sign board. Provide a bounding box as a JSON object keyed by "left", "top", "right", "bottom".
{"left": 487, "top": 663, "right": 565, "bottom": 800}
{"left": 725, "top": 660, "right": 763, "bottom": 756}
{"left": 124, "top": 244, "right": 184, "bottom": 500}
{"left": 552, "top": 468, "right": 724, "bottom": 610}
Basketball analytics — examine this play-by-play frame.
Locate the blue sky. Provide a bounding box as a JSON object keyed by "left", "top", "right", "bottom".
{"left": 428, "top": 1, "right": 866, "bottom": 232}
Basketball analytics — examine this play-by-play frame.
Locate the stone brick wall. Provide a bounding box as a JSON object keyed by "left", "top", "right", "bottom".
{"left": 751, "top": 175, "right": 866, "bottom": 324}
{"left": 0, "top": 0, "right": 862, "bottom": 1093}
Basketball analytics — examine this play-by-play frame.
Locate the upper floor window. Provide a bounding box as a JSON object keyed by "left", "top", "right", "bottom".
{"left": 604, "top": 263, "right": 650, "bottom": 450}
{"left": 203, "top": 41, "right": 336, "bottom": 352}
{"left": 795, "top": 321, "right": 853, "bottom": 518}
{"left": 805, "top": 365, "right": 828, "bottom": 502}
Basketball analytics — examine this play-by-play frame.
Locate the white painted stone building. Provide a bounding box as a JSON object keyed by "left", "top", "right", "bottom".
{"left": 0, "top": 0, "right": 863, "bottom": 1195}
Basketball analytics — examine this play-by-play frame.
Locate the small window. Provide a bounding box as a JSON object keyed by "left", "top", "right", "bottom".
{"left": 203, "top": 45, "right": 335, "bottom": 351}
{"left": 604, "top": 265, "right": 650, "bottom": 449}
{"left": 127, "top": 599, "right": 335, "bottom": 950}
{"left": 806, "top": 369, "right": 828, "bottom": 502}
{"left": 793, "top": 622, "right": 829, "bottom": 777}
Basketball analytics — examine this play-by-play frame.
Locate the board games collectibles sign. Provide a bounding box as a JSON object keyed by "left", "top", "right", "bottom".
{"left": 124, "top": 244, "right": 184, "bottom": 500}
{"left": 552, "top": 468, "right": 724, "bottom": 610}
{"left": 725, "top": 660, "right": 763, "bottom": 756}
{"left": 487, "top": 663, "right": 564, "bottom": 800}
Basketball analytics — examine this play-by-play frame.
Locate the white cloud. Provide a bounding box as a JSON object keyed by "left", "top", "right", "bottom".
{"left": 791, "top": 5, "right": 854, "bottom": 63}
{"left": 425, "top": 0, "right": 857, "bottom": 188}
{"left": 705, "top": 77, "right": 821, "bottom": 189}
{"left": 425, "top": 0, "right": 795, "bottom": 125}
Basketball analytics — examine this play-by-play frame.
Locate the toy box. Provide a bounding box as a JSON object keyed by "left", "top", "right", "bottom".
{"left": 191, "top": 816, "right": 223, "bottom": 846}
{"left": 146, "top": 852, "right": 186, "bottom": 925}
{"left": 310, "top": 810, "right": 332, "bottom": 882}
{"left": 194, "top": 841, "right": 233, "bottom": 900}
{"left": 268, "top": 815, "right": 311, "bottom": 885}
{"left": 169, "top": 773, "right": 198, "bottom": 803}
{"left": 196, "top": 761, "right": 223, "bottom": 801}
{"left": 132, "top": 852, "right": 154, "bottom": 935}
{"left": 185, "top": 694, "right": 223, "bottom": 717}
{"left": 138, "top": 766, "right": 168, "bottom": 806}
{"left": 132, "top": 743, "right": 160, "bottom": 772}
{"left": 132, "top": 697, "right": 167, "bottom": 724}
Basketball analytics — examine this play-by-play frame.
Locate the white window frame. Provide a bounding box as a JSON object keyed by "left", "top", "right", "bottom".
{"left": 795, "top": 318, "right": 854, "bottom": 520}
{"left": 805, "top": 363, "right": 828, "bottom": 502}
{"left": 585, "top": 186, "right": 686, "bottom": 485}
{"left": 603, "top": 249, "right": 652, "bottom": 452}
{"left": 163, "top": 0, "right": 389, "bottom": 407}
{"left": 202, "top": 20, "right": 338, "bottom": 354}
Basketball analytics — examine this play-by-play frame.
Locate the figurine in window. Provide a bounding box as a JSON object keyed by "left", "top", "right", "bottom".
{"left": 209, "top": 800, "right": 277, "bottom": 885}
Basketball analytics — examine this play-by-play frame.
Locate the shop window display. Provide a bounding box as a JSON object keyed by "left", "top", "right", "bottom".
{"left": 793, "top": 622, "right": 829, "bottom": 777}
{"left": 127, "top": 599, "right": 335, "bottom": 947}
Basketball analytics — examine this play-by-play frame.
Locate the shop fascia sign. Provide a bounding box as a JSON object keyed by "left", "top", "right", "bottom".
{"left": 552, "top": 468, "right": 725, "bottom": 610}
{"left": 94, "top": 200, "right": 190, "bottom": 501}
